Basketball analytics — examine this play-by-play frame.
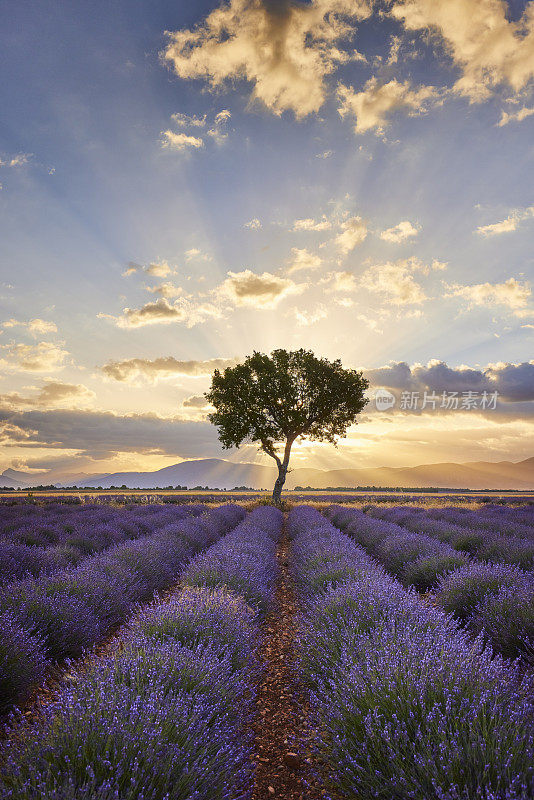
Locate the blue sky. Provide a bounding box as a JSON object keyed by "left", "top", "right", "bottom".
{"left": 0, "top": 0, "right": 533, "bottom": 478}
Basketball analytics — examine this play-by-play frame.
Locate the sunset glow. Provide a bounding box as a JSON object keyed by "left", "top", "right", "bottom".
{"left": 1, "top": 0, "right": 533, "bottom": 481}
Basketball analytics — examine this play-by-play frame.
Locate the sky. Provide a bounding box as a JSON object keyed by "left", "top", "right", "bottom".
{"left": 0, "top": 0, "right": 533, "bottom": 479}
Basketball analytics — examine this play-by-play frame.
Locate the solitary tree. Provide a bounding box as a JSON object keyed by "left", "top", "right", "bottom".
{"left": 205, "top": 349, "right": 369, "bottom": 504}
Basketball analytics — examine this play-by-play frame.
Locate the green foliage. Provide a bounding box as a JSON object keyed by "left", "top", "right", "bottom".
{"left": 205, "top": 349, "right": 368, "bottom": 500}
{"left": 206, "top": 349, "right": 369, "bottom": 454}
{"left": 252, "top": 496, "right": 292, "bottom": 512}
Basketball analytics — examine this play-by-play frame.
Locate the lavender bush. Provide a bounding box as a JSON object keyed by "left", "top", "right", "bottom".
{"left": 0, "top": 503, "right": 206, "bottom": 584}
{"left": 0, "top": 504, "right": 244, "bottom": 715}
{"left": 327, "top": 506, "right": 468, "bottom": 589}
{"left": 430, "top": 506, "right": 534, "bottom": 540}
{"left": 435, "top": 561, "right": 531, "bottom": 619}
{"left": 471, "top": 583, "right": 534, "bottom": 664}
{"left": 329, "top": 505, "right": 534, "bottom": 659}
{"left": 182, "top": 505, "right": 282, "bottom": 612}
{"left": 402, "top": 552, "right": 469, "bottom": 590}
{"left": 290, "top": 506, "right": 534, "bottom": 800}
{"left": 1, "top": 641, "right": 256, "bottom": 799}
{"left": 369, "top": 505, "right": 534, "bottom": 566}
{"left": 135, "top": 587, "right": 259, "bottom": 669}
{"left": 0, "top": 505, "right": 282, "bottom": 799}
{"left": 0, "top": 612, "right": 49, "bottom": 714}
{"left": 0, "top": 583, "right": 101, "bottom": 660}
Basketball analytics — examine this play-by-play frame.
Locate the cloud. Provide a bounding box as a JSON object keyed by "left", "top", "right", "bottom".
{"left": 323, "top": 270, "right": 358, "bottom": 293}
{"left": 144, "top": 260, "right": 173, "bottom": 277}
{"left": 146, "top": 282, "right": 184, "bottom": 298}
{"left": 0, "top": 153, "right": 32, "bottom": 168}
{"left": 360, "top": 257, "right": 443, "bottom": 305}
{"left": 171, "top": 112, "right": 207, "bottom": 127}
{"left": 498, "top": 106, "right": 534, "bottom": 126}
{"left": 207, "top": 108, "right": 232, "bottom": 143}
{"left": 292, "top": 216, "right": 331, "bottom": 231}
{"left": 119, "top": 299, "right": 185, "bottom": 326}
{"left": 386, "top": 34, "right": 402, "bottom": 66}
{"left": 123, "top": 260, "right": 176, "bottom": 278}
{"left": 244, "top": 217, "right": 262, "bottom": 230}
{"left": 182, "top": 395, "right": 212, "bottom": 412}
{"left": 2, "top": 318, "right": 57, "bottom": 336}
{"left": 0, "top": 409, "right": 224, "bottom": 460}
{"left": 214, "top": 109, "right": 231, "bottom": 125}
{"left": 335, "top": 215, "right": 367, "bottom": 253}
{"left": 293, "top": 305, "right": 328, "bottom": 326}
{"left": 445, "top": 277, "right": 531, "bottom": 313}
{"left": 365, "top": 359, "right": 534, "bottom": 404}
{"left": 217, "top": 269, "right": 304, "bottom": 308}
{"left": 337, "top": 77, "right": 438, "bottom": 133}
{"left": 185, "top": 248, "right": 211, "bottom": 261}
{"left": 0, "top": 381, "right": 95, "bottom": 410}
{"left": 165, "top": 109, "right": 231, "bottom": 149}
{"left": 485, "top": 361, "right": 534, "bottom": 402}
{"left": 476, "top": 207, "right": 534, "bottom": 236}
{"left": 101, "top": 357, "right": 239, "bottom": 384}
{"left": 99, "top": 298, "right": 221, "bottom": 329}
{"left": 103, "top": 265, "right": 305, "bottom": 328}
{"left": 391, "top": 0, "right": 534, "bottom": 102}
{"left": 286, "top": 247, "right": 322, "bottom": 274}
{"left": 380, "top": 220, "right": 421, "bottom": 243}
{"left": 0, "top": 341, "right": 69, "bottom": 372}
{"left": 161, "top": 130, "right": 204, "bottom": 151}
{"left": 163, "top": 0, "right": 371, "bottom": 118}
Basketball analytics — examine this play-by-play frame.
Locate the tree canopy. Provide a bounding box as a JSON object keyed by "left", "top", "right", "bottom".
{"left": 205, "top": 349, "right": 369, "bottom": 502}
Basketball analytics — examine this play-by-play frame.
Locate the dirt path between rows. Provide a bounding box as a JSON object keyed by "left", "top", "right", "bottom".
{"left": 252, "top": 518, "right": 325, "bottom": 800}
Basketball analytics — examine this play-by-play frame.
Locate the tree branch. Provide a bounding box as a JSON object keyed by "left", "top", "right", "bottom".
{"left": 260, "top": 439, "right": 282, "bottom": 469}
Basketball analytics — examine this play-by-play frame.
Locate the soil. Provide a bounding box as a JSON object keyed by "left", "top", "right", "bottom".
{"left": 251, "top": 519, "right": 326, "bottom": 800}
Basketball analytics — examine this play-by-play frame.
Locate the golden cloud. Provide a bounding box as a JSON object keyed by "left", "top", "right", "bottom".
{"left": 380, "top": 220, "right": 421, "bottom": 243}
{"left": 338, "top": 77, "right": 438, "bottom": 134}
{"left": 217, "top": 268, "right": 305, "bottom": 308}
{"left": 101, "top": 356, "right": 239, "bottom": 384}
{"left": 476, "top": 207, "right": 534, "bottom": 236}
{"left": 163, "top": 0, "right": 371, "bottom": 118}
{"left": 445, "top": 277, "right": 532, "bottom": 313}
{"left": 392, "top": 0, "right": 534, "bottom": 101}
{"left": 0, "top": 341, "right": 69, "bottom": 372}
{"left": 0, "top": 381, "right": 95, "bottom": 410}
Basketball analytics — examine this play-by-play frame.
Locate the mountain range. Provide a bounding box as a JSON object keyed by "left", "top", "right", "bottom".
{"left": 2, "top": 457, "right": 534, "bottom": 491}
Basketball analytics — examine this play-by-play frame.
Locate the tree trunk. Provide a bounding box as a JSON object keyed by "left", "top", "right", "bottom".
{"left": 271, "top": 437, "right": 294, "bottom": 505}
{"left": 272, "top": 465, "right": 287, "bottom": 504}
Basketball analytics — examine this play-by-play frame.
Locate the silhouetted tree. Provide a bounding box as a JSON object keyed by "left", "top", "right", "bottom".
{"left": 205, "top": 349, "right": 369, "bottom": 504}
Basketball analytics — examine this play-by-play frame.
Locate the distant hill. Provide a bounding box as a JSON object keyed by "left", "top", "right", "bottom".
{"left": 2, "top": 457, "right": 533, "bottom": 491}
{"left": 293, "top": 457, "right": 534, "bottom": 491}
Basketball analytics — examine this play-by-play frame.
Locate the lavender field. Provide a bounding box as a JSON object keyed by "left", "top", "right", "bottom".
{"left": 0, "top": 499, "right": 533, "bottom": 799}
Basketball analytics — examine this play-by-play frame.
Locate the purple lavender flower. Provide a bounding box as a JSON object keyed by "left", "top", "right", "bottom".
{"left": 0, "top": 612, "right": 49, "bottom": 713}
{"left": 436, "top": 561, "right": 531, "bottom": 619}
{"left": 471, "top": 583, "right": 534, "bottom": 664}
{"left": 291, "top": 505, "right": 534, "bottom": 800}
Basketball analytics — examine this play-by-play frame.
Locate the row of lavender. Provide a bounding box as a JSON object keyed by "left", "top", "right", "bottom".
{"left": 327, "top": 506, "right": 534, "bottom": 663}
{"left": 367, "top": 504, "right": 534, "bottom": 568}
{"left": 0, "top": 506, "right": 283, "bottom": 799}
{"left": 289, "top": 507, "right": 534, "bottom": 799}
{"left": 0, "top": 503, "right": 207, "bottom": 584}
{"left": 0, "top": 501, "right": 200, "bottom": 543}
{"left": 0, "top": 504, "right": 245, "bottom": 714}
{"left": 430, "top": 503, "right": 534, "bottom": 538}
